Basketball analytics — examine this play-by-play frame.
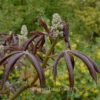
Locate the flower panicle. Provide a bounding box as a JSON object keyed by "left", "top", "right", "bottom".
{"left": 51, "top": 13, "right": 64, "bottom": 39}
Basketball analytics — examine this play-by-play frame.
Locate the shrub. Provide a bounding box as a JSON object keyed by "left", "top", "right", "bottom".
{"left": 0, "top": 13, "right": 100, "bottom": 100}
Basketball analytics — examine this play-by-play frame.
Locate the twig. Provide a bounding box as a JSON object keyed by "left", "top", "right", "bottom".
{"left": 9, "top": 83, "right": 28, "bottom": 100}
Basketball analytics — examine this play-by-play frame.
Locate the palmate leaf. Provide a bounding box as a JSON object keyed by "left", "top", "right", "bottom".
{"left": 69, "top": 50, "right": 97, "bottom": 82}
{"left": 53, "top": 51, "right": 75, "bottom": 90}
{"left": 64, "top": 51, "right": 74, "bottom": 90}
{"left": 26, "top": 53, "right": 45, "bottom": 88}
{"left": 53, "top": 49, "right": 99, "bottom": 90}
{"left": 1, "top": 52, "right": 24, "bottom": 88}
{"left": 1, "top": 51, "right": 45, "bottom": 88}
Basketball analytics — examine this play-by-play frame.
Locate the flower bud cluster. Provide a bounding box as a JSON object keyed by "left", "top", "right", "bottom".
{"left": 9, "top": 31, "right": 12, "bottom": 35}
{"left": 18, "top": 25, "right": 28, "bottom": 47}
{"left": 21, "top": 25, "right": 28, "bottom": 36}
{"left": 51, "top": 13, "right": 63, "bottom": 38}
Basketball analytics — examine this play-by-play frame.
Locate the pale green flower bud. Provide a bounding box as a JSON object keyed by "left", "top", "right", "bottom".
{"left": 21, "top": 25, "right": 28, "bottom": 36}
{"left": 0, "top": 45, "right": 4, "bottom": 50}
{"left": 58, "top": 24, "right": 63, "bottom": 30}
{"left": 59, "top": 31, "right": 63, "bottom": 35}
{"left": 18, "top": 25, "right": 28, "bottom": 47}
{"left": 18, "top": 35, "right": 27, "bottom": 47}
{"left": 51, "top": 13, "right": 64, "bottom": 39}
{"left": 9, "top": 31, "right": 12, "bottom": 35}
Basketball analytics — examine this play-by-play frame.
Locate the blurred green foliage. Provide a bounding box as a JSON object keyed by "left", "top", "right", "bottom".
{"left": 0, "top": 0, "right": 46, "bottom": 33}
{"left": 0, "top": 0, "right": 100, "bottom": 41}
{"left": 0, "top": 0, "right": 100, "bottom": 100}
